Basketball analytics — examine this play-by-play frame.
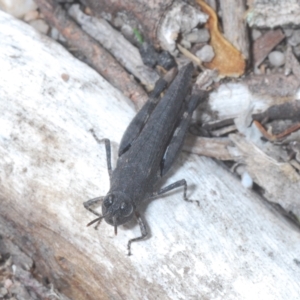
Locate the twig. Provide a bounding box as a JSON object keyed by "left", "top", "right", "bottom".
{"left": 35, "top": 0, "right": 148, "bottom": 109}
{"left": 253, "top": 120, "right": 300, "bottom": 141}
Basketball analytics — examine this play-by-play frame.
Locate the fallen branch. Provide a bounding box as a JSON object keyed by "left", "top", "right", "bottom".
{"left": 35, "top": 0, "right": 148, "bottom": 109}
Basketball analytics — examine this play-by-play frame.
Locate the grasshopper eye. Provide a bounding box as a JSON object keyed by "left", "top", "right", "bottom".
{"left": 104, "top": 195, "right": 114, "bottom": 207}
{"left": 120, "top": 202, "right": 133, "bottom": 217}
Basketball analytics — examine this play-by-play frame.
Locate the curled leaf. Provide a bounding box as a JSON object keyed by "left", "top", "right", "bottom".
{"left": 197, "top": 0, "right": 246, "bottom": 77}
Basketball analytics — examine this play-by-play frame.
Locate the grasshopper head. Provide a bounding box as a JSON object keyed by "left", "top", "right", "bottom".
{"left": 86, "top": 192, "right": 135, "bottom": 234}
{"left": 101, "top": 192, "right": 134, "bottom": 234}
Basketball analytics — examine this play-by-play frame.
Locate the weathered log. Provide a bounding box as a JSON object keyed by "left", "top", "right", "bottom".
{"left": 35, "top": 0, "right": 148, "bottom": 109}
{"left": 1, "top": 11, "right": 300, "bottom": 300}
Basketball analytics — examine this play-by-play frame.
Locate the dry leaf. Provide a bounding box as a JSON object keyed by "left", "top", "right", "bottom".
{"left": 253, "top": 29, "right": 285, "bottom": 67}
{"left": 197, "top": 0, "right": 246, "bottom": 77}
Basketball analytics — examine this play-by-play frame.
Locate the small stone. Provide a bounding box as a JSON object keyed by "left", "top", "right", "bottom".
{"left": 241, "top": 172, "right": 253, "bottom": 189}
{"left": 293, "top": 45, "right": 300, "bottom": 58}
{"left": 284, "top": 28, "right": 294, "bottom": 38}
{"left": 190, "top": 42, "right": 206, "bottom": 55}
{"left": 195, "top": 45, "right": 215, "bottom": 62}
{"left": 288, "top": 29, "right": 300, "bottom": 46}
{"left": 84, "top": 6, "right": 92, "bottom": 15}
{"left": 4, "top": 278, "right": 13, "bottom": 289}
{"left": 50, "top": 27, "right": 59, "bottom": 40}
{"left": 197, "top": 28, "right": 210, "bottom": 43}
{"left": 0, "top": 0, "right": 37, "bottom": 18}
{"left": 0, "top": 287, "right": 8, "bottom": 297}
{"left": 251, "top": 29, "right": 262, "bottom": 41}
{"left": 61, "top": 73, "right": 70, "bottom": 82}
{"left": 253, "top": 66, "right": 261, "bottom": 75}
{"left": 59, "top": 34, "right": 67, "bottom": 43}
{"left": 121, "top": 24, "right": 133, "bottom": 39}
{"left": 185, "top": 32, "right": 199, "bottom": 43}
{"left": 50, "top": 27, "right": 66, "bottom": 42}
{"left": 113, "top": 16, "right": 123, "bottom": 28}
{"left": 268, "top": 51, "right": 285, "bottom": 67}
{"left": 180, "top": 39, "right": 191, "bottom": 49}
{"left": 23, "top": 10, "right": 39, "bottom": 22}
{"left": 29, "top": 19, "right": 49, "bottom": 35}
{"left": 185, "top": 28, "right": 210, "bottom": 43}
{"left": 234, "top": 166, "right": 254, "bottom": 188}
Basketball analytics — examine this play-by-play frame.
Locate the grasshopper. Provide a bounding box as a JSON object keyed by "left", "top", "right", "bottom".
{"left": 84, "top": 63, "right": 207, "bottom": 255}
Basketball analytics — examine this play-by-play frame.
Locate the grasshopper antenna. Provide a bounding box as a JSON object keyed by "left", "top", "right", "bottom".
{"left": 86, "top": 213, "right": 109, "bottom": 227}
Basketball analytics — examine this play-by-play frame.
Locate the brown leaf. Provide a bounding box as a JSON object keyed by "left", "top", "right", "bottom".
{"left": 253, "top": 29, "right": 285, "bottom": 67}
{"left": 197, "top": 0, "right": 246, "bottom": 77}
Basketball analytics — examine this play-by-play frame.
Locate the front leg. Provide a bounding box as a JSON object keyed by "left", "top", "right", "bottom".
{"left": 127, "top": 211, "right": 148, "bottom": 256}
{"left": 83, "top": 196, "right": 103, "bottom": 216}
{"left": 83, "top": 196, "right": 104, "bottom": 229}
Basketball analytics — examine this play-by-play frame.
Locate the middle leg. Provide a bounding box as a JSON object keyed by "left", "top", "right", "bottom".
{"left": 151, "top": 179, "right": 199, "bottom": 206}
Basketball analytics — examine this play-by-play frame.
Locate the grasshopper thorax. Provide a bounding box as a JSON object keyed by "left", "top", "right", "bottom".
{"left": 102, "top": 192, "right": 135, "bottom": 234}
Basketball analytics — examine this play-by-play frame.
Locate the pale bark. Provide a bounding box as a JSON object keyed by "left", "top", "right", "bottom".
{"left": 247, "top": 0, "right": 300, "bottom": 27}
{"left": 220, "top": 0, "right": 249, "bottom": 59}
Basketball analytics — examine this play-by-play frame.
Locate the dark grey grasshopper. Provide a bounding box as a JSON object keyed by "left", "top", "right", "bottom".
{"left": 84, "top": 63, "right": 207, "bottom": 255}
